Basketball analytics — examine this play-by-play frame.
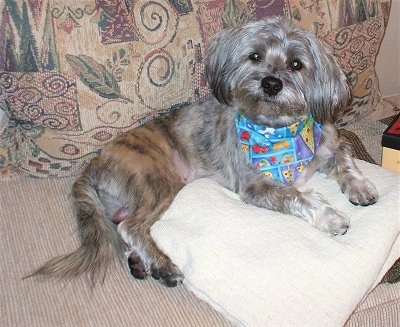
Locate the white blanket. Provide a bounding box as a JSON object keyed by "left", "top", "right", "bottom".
{"left": 151, "top": 160, "right": 400, "bottom": 327}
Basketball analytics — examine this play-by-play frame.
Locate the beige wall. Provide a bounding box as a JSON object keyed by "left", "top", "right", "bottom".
{"left": 376, "top": 0, "right": 400, "bottom": 97}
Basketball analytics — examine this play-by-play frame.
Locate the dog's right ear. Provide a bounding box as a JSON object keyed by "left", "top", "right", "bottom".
{"left": 205, "top": 28, "right": 238, "bottom": 105}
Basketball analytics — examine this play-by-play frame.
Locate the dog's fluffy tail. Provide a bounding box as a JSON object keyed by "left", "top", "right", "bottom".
{"left": 28, "top": 165, "right": 126, "bottom": 286}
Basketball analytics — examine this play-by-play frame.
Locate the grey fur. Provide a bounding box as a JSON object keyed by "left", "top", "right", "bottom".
{"left": 31, "top": 17, "right": 378, "bottom": 287}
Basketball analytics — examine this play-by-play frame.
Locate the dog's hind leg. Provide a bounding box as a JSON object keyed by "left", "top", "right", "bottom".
{"left": 96, "top": 123, "right": 188, "bottom": 286}
{"left": 118, "top": 197, "right": 184, "bottom": 287}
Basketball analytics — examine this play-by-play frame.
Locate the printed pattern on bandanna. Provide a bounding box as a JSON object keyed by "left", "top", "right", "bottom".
{"left": 0, "top": 0, "right": 391, "bottom": 178}
{"left": 236, "top": 113, "right": 322, "bottom": 184}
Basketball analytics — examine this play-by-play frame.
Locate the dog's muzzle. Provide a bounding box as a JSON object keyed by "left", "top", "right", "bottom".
{"left": 261, "top": 76, "right": 283, "bottom": 96}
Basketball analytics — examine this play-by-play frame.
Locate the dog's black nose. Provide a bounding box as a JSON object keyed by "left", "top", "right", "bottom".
{"left": 261, "top": 76, "right": 283, "bottom": 96}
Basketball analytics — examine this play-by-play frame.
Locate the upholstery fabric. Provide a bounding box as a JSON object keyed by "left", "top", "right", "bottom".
{"left": 0, "top": 0, "right": 392, "bottom": 178}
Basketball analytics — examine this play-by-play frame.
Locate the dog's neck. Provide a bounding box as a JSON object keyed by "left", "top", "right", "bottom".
{"left": 235, "top": 112, "right": 322, "bottom": 184}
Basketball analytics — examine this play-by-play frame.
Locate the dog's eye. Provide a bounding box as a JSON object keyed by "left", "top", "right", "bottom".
{"left": 290, "top": 59, "right": 303, "bottom": 70}
{"left": 249, "top": 52, "right": 262, "bottom": 62}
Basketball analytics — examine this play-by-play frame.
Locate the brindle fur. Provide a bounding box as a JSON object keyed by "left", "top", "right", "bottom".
{"left": 31, "top": 17, "right": 378, "bottom": 287}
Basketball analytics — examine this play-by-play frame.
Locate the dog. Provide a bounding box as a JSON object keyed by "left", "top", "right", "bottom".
{"left": 32, "top": 16, "right": 378, "bottom": 287}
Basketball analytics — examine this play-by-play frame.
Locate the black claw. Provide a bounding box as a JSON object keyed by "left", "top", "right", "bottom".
{"left": 350, "top": 196, "right": 377, "bottom": 207}
{"left": 330, "top": 225, "right": 349, "bottom": 237}
{"left": 365, "top": 197, "right": 377, "bottom": 206}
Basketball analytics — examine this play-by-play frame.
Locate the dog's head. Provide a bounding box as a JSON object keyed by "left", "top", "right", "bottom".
{"left": 205, "top": 16, "right": 351, "bottom": 126}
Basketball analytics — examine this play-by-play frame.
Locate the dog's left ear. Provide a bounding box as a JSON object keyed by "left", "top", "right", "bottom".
{"left": 205, "top": 28, "right": 240, "bottom": 105}
{"left": 307, "top": 36, "right": 352, "bottom": 124}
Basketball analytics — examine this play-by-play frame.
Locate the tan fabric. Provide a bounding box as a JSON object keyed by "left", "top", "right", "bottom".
{"left": 345, "top": 283, "right": 400, "bottom": 327}
{"left": 1, "top": 175, "right": 399, "bottom": 327}
{"left": 0, "top": 176, "right": 233, "bottom": 327}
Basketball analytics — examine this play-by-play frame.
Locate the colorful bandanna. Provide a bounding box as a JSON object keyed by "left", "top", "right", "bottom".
{"left": 235, "top": 112, "right": 322, "bottom": 184}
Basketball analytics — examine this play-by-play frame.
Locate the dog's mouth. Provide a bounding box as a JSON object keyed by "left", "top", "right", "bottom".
{"left": 254, "top": 112, "right": 303, "bottom": 127}
{"left": 234, "top": 94, "right": 308, "bottom": 127}
{"left": 231, "top": 75, "right": 309, "bottom": 126}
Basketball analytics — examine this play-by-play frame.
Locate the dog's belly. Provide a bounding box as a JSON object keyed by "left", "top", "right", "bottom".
{"left": 99, "top": 119, "right": 199, "bottom": 224}
{"left": 172, "top": 150, "right": 197, "bottom": 184}
{"left": 110, "top": 150, "right": 195, "bottom": 224}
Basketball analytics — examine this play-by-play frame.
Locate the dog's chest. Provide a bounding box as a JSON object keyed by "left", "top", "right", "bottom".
{"left": 235, "top": 113, "right": 322, "bottom": 184}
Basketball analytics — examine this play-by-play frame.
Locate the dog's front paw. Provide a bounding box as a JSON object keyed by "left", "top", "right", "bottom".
{"left": 312, "top": 205, "right": 350, "bottom": 236}
{"left": 343, "top": 178, "right": 378, "bottom": 207}
{"left": 303, "top": 194, "right": 350, "bottom": 236}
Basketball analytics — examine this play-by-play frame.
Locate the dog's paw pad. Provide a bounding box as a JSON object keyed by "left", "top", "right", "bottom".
{"left": 128, "top": 255, "right": 147, "bottom": 280}
{"left": 151, "top": 264, "right": 184, "bottom": 287}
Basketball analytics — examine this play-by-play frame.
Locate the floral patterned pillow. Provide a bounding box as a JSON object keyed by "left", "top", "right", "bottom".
{"left": 0, "top": 0, "right": 391, "bottom": 179}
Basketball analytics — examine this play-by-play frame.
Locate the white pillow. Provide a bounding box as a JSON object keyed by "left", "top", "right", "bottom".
{"left": 151, "top": 160, "right": 400, "bottom": 327}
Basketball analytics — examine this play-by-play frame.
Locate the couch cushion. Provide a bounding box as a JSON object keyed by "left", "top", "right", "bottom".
{"left": 0, "top": 0, "right": 391, "bottom": 178}
{"left": 345, "top": 282, "right": 400, "bottom": 327}
{"left": 151, "top": 160, "right": 400, "bottom": 327}
{"left": 0, "top": 175, "right": 234, "bottom": 327}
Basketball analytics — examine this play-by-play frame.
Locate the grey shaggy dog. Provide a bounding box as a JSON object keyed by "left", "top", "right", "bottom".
{"left": 32, "top": 17, "right": 378, "bottom": 287}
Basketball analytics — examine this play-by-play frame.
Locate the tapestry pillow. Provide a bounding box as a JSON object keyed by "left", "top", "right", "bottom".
{"left": 0, "top": 0, "right": 391, "bottom": 178}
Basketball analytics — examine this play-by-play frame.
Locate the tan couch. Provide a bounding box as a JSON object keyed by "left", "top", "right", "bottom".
{"left": 1, "top": 1, "right": 399, "bottom": 326}
{"left": 0, "top": 174, "right": 399, "bottom": 326}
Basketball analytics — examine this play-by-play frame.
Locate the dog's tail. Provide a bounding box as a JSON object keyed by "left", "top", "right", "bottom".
{"left": 28, "top": 162, "right": 126, "bottom": 286}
